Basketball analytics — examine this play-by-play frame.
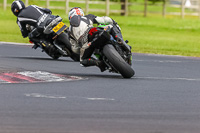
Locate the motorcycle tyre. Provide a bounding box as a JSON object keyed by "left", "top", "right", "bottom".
{"left": 49, "top": 54, "right": 60, "bottom": 60}
{"left": 44, "top": 50, "right": 60, "bottom": 60}
{"left": 103, "top": 44, "right": 135, "bottom": 78}
{"left": 62, "top": 47, "right": 80, "bottom": 61}
{"left": 57, "top": 32, "right": 80, "bottom": 61}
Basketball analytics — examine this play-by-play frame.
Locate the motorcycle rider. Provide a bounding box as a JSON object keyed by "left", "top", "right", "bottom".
{"left": 68, "top": 7, "right": 127, "bottom": 72}
{"left": 11, "top": 0, "right": 62, "bottom": 53}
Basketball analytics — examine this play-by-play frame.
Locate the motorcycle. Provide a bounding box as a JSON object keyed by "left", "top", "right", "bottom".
{"left": 89, "top": 25, "right": 135, "bottom": 78}
{"left": 27, "top": 15, "right": 79, "bottom": 61}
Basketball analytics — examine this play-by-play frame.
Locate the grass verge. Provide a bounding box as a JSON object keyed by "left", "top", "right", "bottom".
{"left": 0, "top": 3, "right": 200, "bottom": 57}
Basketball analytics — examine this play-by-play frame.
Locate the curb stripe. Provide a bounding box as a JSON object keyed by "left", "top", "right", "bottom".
{"left": 3, "top": 73, "right": 42, "bottom": 82}
{"left": 0, "top": 74, "right": 23, "bottom": 83}
{"left": 0, "top": 71, "right": 84, "bottom": 84}
{"left": 54, "top": 74, "right": 82, "bottom": 80}
{"left": 18, "top": 71, "right": 67, "bottom": 82}
{"left": 0, "top": 77, "right": 11, "bottom": 83}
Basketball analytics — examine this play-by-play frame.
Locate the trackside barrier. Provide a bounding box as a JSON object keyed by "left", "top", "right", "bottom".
{"left": 2, "top": 0, "right": 200, "bottom": 18}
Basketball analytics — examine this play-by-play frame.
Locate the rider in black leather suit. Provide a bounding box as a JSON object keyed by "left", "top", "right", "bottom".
{"left": 11, "top": 0, "right": 54, "bottom": 38}
{"left": 11, "top": 0, "right": 65, "bottom": 55}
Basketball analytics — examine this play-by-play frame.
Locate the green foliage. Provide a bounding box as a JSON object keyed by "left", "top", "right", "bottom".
{"left": 28, "top": 0, "right": 40, "bottom": 5}
{"left": 112, "top": 16, "right": 200, "bottom": 57}
{"left": 148, "top": 0, "right": 164, "bottom": 4}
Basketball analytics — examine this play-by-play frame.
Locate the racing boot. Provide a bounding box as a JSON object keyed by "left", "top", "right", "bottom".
{"left": 80, "top": 58, "right": 106, "bottom": 72}
{"left": 97, "top": 60, "right": 107, "bottom": 72}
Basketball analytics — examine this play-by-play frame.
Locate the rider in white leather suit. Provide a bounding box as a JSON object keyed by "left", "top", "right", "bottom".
{"left": 68, "top": 7, "right": 124, "bottom": 71}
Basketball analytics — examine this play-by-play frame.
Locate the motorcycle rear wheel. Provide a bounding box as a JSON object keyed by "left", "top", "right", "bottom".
{"left": 57, "top": 32, "right": 80, "bottom": 61}
{"left": 103, "top": 44, "right": 135, "bottom": 78}
{"left": 44, "top": 48, "right": 60, "bottom": 60}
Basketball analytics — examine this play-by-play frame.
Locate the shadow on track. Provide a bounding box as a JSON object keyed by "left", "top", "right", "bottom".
{"left": 56, "top": 72, "right": 134, "bottom": 79}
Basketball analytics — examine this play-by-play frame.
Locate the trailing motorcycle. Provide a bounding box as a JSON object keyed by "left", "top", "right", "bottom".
{"left": 27, "top": 15, "right": 79, "bottom": 61}
{"left": 90, "top": 25, "right": 135, "bottom": 78}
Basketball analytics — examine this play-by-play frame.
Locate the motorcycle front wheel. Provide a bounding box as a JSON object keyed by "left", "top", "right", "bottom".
{"left": 103, "top": 44, "right": 135, "bottom": 78}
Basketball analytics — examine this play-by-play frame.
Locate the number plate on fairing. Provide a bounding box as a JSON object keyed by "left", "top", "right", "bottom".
{"left": 52, "top": 22, "right": 67, "bottom": 35}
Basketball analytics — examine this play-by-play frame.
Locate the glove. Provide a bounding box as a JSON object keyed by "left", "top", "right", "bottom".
{"left": 116, "top": 24, "right": 121, "bottom": 31}
{"left": 112, "top": 19, "right": 121, "bottom": 31}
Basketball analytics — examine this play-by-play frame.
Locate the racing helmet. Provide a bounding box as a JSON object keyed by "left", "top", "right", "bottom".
{"left": 11, "top": 0, "right": 25, "bottom": 17}
{"left": 68, "top": 7, "right": 84, "bottom": 20}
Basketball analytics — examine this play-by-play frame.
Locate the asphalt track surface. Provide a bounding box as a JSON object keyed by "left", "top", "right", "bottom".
{"left": 0, "top": 42, "right": 200, "bottom": 133}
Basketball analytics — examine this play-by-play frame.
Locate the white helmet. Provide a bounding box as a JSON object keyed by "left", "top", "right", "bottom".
{"left": 68, "top": 7, "right": 84, "bottom": 20}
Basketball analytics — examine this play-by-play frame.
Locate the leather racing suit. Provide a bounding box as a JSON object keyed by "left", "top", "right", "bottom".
{"left": 68, "top": 14, "right": 123, "bottom": 71}
{"left": 16, "top": 5, "right": 53, "bottom": 38}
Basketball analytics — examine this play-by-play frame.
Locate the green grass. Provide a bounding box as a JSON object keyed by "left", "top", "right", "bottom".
{"left": 1, "top": 1, "right": 200, "bottom": 57}
{"left": 113, "top": 16, "right": 200, "bottom": 57}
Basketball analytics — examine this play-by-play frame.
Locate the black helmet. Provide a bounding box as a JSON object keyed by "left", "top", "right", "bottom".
{"left": 11, "top": 0, "right": 25, "bottom": 17}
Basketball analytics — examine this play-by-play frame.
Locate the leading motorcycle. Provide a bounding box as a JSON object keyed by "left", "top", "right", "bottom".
{"left": 89, "top": 24, "right": 135, "bottom": 78}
